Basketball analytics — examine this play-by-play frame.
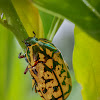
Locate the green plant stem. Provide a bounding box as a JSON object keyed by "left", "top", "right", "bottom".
{"left": 0, "top": 0, "right": 28, "bottom": 50}
{"left": 47, "top": 17, "right": 63, "bottom": 41}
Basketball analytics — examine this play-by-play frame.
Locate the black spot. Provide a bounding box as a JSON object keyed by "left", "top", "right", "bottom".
{"left": 48, "top": 86, "right": 52, "bottom": 88}
{"left": 44, "top": 67, "right": 48, "bottom": 72}
{"left": 62, "top": 76, "right": 67, "bottom": 85}
{"left": 41, "top": 77, "right": 53, "bottom": 84}
{"left": 32, "top": 69, "right": 38, "bottom": 76}
{"left": 67, "top": 71, "right": 71, "bottom": 78}
{"left": 47, "top": 74, "right": 49, "bottom": 77}
{"left": 41, "top": 76, "right": 45, "bottom": 80}
{"left": 61, "top": 69, "right": 66, "bottom": 74}
{"left": 62, "top": 81, "right": 66, "bottom": 85}
{"left": 42, "top": 88, "right": 47, "bottom": 94}
{"left": 53, "top": 60, "right": 60, "bottom": 70}
{"left": 59, "top": 65, "right": 66, "bottom": 77}
{"left": 59, "top": 74, "right": 61, "bottom": 77}
{"left": 45, "top": 79, "right": 53, "bottom": 84}
{"left": 44, "top": 55, "right": 51, "bottom": 61}
{"left": 53, "top": 86, "right": 58, "bottom": 92}
{"left": 68, "top": 85, "right": 72, "bottom": 93}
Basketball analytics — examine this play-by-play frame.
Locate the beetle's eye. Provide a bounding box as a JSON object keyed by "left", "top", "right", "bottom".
{"left": 25, "top": 57, "right": 28, "bottom": 63}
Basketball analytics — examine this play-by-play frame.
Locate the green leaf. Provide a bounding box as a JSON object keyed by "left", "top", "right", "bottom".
{"left": 47, "top": 17, "right": 63, "bottom": 41}
{"left": 39, "top": 11, "right": 63, "bottom": 41}
{"left": 11, "top": 0, "right": 44, "bottom": 38}
{"left": 73, "top": 26, "right": 100, "bottom": 100}
{"left": 0, "top": 0, "right": 44, "bottom": 50}
{"left": 0, "top": 0, "right": 28, "bottom": 50}
{"left": 0, "top": 24, "right": 41, "bottom": 100}
{"left": 39, "top": 11, "right": 54, "bottom": 38}
{"left": 32, "top": 0, "right": 100, "bottom": 41}
{"left": 0, "top": 24, "right": 12, "bottom": 100}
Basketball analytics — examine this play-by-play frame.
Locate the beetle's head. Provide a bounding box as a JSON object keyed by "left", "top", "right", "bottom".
{"left": 23, "top": 37, "right": 38, "bottom": 46}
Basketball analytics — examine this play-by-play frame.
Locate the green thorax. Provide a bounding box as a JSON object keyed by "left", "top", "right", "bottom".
{"left": 24, "top": 37, "right": 57, "bottom": 51}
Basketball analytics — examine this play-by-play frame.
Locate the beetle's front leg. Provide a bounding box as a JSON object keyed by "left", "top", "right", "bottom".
{"left": 24, "top": 66, "right": 29, "bottom": 74}
{"left": 18, "top": 52, "right": 26, "bottom": 58}
{"left": 24, "top": 65, "right": 33, "bottom": 74}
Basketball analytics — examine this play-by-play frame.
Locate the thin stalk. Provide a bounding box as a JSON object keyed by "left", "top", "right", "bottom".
{"left": 47, "top": 17, "right": 63, "bottom": 41}
{"left": 0, "top": 0, "right": 28, "bottom": 50}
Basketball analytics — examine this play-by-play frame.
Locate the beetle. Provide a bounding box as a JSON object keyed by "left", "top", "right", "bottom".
{"left": 18, "top": 34, "right": 72, "bottom": 100}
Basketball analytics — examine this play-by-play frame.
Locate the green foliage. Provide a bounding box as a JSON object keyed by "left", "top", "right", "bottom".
{"left": 0, "top": 24, "right": 41, "bottom": 100}
{"left": 0, "top": 0, "right": 28, "bottom": 50}
{"left": 33, "top": 0, "right": 100, "bottom": 41}
{"left": 11, "top": 0, "right": 44, "bottom": 38}
{"left": 73, "top": 26, "right": 100, "bottom": 100}
{"left": 39, "top": 11, "right": 54, "bottom": 38}
{"left": 0, "top": 0, "right": 100, "bottom": 100}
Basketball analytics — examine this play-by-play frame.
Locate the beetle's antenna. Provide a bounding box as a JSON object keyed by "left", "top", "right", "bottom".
{"left": 33, "top": 31, "right": 36, "bottom": 37}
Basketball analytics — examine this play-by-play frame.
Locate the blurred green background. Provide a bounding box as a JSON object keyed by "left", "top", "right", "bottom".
{"left": 1, "top": 0, "right": 100, "bottom": 100}
{"left": 0, "top": 20, "right": 82, "bottom": 100}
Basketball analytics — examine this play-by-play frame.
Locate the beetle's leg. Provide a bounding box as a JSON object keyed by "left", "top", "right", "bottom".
{"left": 32, "top": 78, "right": 37, "bottom": 93}
{"left": 32, "top": 78, "right": 35, "bottom": 90}
{"left": 18, "top": 52, "right": 26, "bottom": 58}
{"left": 24, "top": 64, "right": 33, "bottom": 74}
{"left": 35, "top": 85, "right": 37, "bottom": 93}
{"left": 36, "top": 86, "right": 45, "bottom": 100}
{"left": 24, "top": 66, "right": 29, "bottom": 74}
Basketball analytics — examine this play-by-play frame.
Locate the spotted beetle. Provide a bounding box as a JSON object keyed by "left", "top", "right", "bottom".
{"left": 19, "top": 35, "right": 72, "bottom": 100}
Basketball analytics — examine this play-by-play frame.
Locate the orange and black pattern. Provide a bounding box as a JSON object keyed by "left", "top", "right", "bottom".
{"left": 19, "top": 37, "right": 72, "bottom": 100}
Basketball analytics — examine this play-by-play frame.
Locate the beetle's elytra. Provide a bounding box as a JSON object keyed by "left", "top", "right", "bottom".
{"left": 19, "top": 36, "right": 72, "bottom": 100}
